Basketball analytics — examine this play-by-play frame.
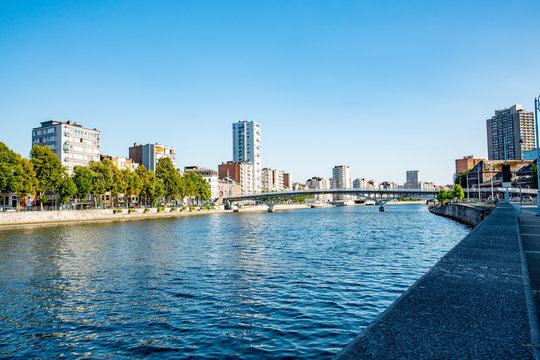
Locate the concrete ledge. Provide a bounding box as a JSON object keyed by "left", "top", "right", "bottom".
{"left": 429, "top": 203, "right": 493, "bottom": 227}
{"left": 335, "top": 203, "right": 540, "bottom": 359}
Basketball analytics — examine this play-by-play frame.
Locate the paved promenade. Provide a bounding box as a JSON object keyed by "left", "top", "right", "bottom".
{"left": 520, "top": 206, "right": 540, "bottom": 331}
{"left": 335, "top": 203, "right": 540, "bottom": 359}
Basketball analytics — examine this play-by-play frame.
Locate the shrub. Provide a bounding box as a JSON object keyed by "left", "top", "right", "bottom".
{"left": 144, "top": 208, "right": 150, "bottom": 213}
{"left": 189, "top": 206, "right": 195, "bottom": 211}
{"left": 181, "top": 206, "right": 187, "bottom": 211}
{"left": 157, "top": 206, "right": 165, "bottom": 212}
{"left": 172, "top": 207, "right": 178, "bottom": 211}
{"left": 129, "top": 209, "right": 136, "bottom": 213}
{"left": 113, "top": 209, "right": 122, "bottom": 214}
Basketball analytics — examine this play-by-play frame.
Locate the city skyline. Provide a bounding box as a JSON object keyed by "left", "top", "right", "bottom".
{"left": 1, "top": 1, "right": 539, "bottom": 185}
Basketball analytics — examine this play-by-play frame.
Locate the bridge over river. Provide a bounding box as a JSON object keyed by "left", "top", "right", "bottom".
{"left": 222, "top": 187, "right": 538, "bottom": 212}
{"left": 222, "top": 188, "right": 439, "bottom": 212}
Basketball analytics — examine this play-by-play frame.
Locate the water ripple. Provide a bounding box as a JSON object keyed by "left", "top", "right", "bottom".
{"left": 0, "top": 205, "right": 468, "bottom": 359}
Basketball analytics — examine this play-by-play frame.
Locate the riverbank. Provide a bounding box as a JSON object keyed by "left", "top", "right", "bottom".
{"left": 0, "top": 203, "right": 313, "bottom": 228}
{"left": 429, "top": 203, "right": 494, "bottom": 227}
{"left": 335, "top": 203, "right": 540, "bottom": 359}
{"left": 0, "top": 201, "right": 428, "bottom": 229}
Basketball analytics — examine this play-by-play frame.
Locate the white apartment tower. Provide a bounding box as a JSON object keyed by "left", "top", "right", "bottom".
{"left": 332, "top": 165, "right": 352, "bottom": 200}
{"left": 233, "top": 121, "right": 261, "bottom": 193}
{"left": 31, "top": 120, "right": 101, "bottom": 175}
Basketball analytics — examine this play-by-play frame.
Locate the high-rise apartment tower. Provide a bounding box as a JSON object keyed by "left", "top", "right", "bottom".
{"left": 233, "top": 121, "right": 261, "bottom": 192}
{"left": 486, "top": 104, "right": 535, "bottom": 160}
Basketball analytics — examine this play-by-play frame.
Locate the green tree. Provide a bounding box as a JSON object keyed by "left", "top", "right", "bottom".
{"left": 155, "top": 157, "right": 182, "bottom": 203}
{"left": 455, "top": 170, "right": 469, "bottom": 188}
{"left": 0, "top": 143, "right": 37, "bottom": 208}
{"left": 30, "top": 144, "right": 65, "bottom": 210}
{"left": 437, "top": 189, "right": 449, "bottom": 203}
{"left": 123, "top": 169, "right": 142, "bottom": 207}
{"left": 110, "top": 166, "right": 126, "bottom": 207}
{"left": 89, "top": 158, "right": 115, "bottom": 207}
{"left": 135, "top": 165, "right": 150, "bottom": 206}
{"left": 451, "top": 184, "right": 465, "bottom": 201}
{"left": 57, "top": 175, "right": 77, "bottom": 207}
{"left": 73, "top": 166, "right": 95, "bottom": 203}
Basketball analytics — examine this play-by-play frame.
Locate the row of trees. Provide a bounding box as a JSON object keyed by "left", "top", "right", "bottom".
{"left": 437, "top": 184, "right": 465, "bottom": 203}
{"left": 0, "top": 142, "right": 211, "bottom": 209}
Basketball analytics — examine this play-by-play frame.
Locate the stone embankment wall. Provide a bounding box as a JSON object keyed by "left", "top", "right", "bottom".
{"left": 429, "top": 203, "right": 492, "bottom": 227}
{"left": 0, "top": 208, "right": 222, "bottom": 227}
{"left": 335, "top": 203, "right": 539, "bottom": 359}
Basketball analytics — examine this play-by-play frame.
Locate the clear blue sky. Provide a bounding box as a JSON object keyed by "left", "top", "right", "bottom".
{"left": 1, "top": 1, "right": 539, "bottom": 185}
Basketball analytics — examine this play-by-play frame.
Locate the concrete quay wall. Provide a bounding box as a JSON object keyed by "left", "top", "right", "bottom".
{"left": 429, "top": 203, "right": 492, "bottom": 227}
{"left": 335, "top": 203, "right": 540, "bottom": 359}
{"left": 0, "top": 208, "right": 226, "bottom": 227}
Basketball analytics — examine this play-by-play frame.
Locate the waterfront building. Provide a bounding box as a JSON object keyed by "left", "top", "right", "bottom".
{"left": 218, "top": 161, "right": 254, "bottom": 194}
{"left": 466, "top": 160, "right": 532, "bottom": 192}
{"left": 332, "top": 165, "right": 352, "bottom": 200}
{"left": 218, "top": 178, "right": 242, "bottom": 197}
{"left": 405, "top": 170, "right": 419, "bottom": 189}
{"left": 381, "top": 181, "right": 399, "bottom": 189}
{"left": 233, "top": 121, "right": 262, "bottom": 192}
{"left": 283, "top": 173, "right": 291, "bottom": 190}
{"left": 486, "top": 104, "right": 535, "bottom": 160}
{"left": 31, "top": 120, "right": 100, "bottom": 175}
{"left": 353, "top": 178, "right": 368, "bottom": 189}
{"left": 184, "top": 166, "right": 220, "bottom": 200}
{"left": 420, "top": 182, "right": 438, "bottom": 191}
{"left": 455, "top": 155, "right": 484, "bottom": 177}
{"left": 129, "top": 143, "right": 176, "bottom": 172}
{"left": 101, "top": 155, "right": 139, "bottom": 172}
{"left": 292, "top": 182, "right": 310, "bottom": 191}
{"left": 261, "top": 168, "right": 286, "bottom": 192}
{"left": 306, "top": 177, "right": 332, "bottom": 202}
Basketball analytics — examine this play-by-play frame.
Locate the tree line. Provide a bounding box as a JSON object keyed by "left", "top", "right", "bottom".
{"left": 436, "top": 184, "right": 465, "bottom": 203}
{"left": 0, "top": 142, "right": 211, "bottom": 209}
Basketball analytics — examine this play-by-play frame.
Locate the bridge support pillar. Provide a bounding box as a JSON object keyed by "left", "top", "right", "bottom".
{"left": 268, "top": 207, "right": 275, "bottom": 212}
{"left": 379, "top": 206, "right": 385, "bottom": 212}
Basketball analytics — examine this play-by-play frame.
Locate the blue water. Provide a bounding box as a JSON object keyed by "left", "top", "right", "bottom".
{"left": 0, "top": 205, "right": 469, "bottom": 359}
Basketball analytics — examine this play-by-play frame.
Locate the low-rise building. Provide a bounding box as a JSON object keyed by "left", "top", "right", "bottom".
{"left": 455, "top": 155, "right": 484, "bottom": 176}
{"left": 129, "top": 143, "right": 176, "bottom": 172}
{"left": 101, "top": 155, "right": 139, "bottom": 171}
{"left": 306, "top": 177, "right": 332, "bottom": 202}
{"left": 218, "top": 178, "right": 242, "bottom": 197}
{"left": 184, "top": 166, "right": 220, "bottom": 200}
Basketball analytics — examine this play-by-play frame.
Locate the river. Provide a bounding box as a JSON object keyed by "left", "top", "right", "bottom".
{"left": 0, "top": 205, "right": 469, "bottom": 359}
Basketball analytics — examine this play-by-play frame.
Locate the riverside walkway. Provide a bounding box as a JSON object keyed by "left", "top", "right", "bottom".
{"left": 335, "top": 203, "right": 540, "bottom": 359}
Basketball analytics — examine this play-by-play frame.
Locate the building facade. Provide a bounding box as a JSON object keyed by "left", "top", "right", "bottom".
{"left": 218, "top": 161, "right": 254, "bottom": 194}
{"left": 233, "top": 121, "right": 261, "bottom": 192}
{"left": 129, "top": 143, "right": 176, "bottom": 172}
{"left": 405, "top": 170, "right": 419, "bottom": 189}
{"left": 32, "top": 120, "right": 101, "bottom": 174}
{"left": 331, "top": 165, "right": 352, "bottom": 200}
{"left": 184, "top": 166, "right": 220, "bottom": 200}
{"left": 306, "top": 177, "right": 332, "bottom": 202}
{"left": 455, "top": 155, "right": 484, "bottom": 176}
{"left": 486, "top": 104, "right": 535, "bottom": 160}
{"left": 101, "top": 155, "right": 139, "bottom": 172}
{"left": 283, "top": 173, "right": 291, "bottom": 190}
{"left": 218, "top": 178, "right": 242, "bottom": 197}
{"left": 261, "top": 168, "right": 285, "bottom": 192}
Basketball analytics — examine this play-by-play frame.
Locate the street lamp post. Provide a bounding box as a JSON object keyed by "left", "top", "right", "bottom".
{"left": 535, "top": 95, "right": 540, "bottom": 215}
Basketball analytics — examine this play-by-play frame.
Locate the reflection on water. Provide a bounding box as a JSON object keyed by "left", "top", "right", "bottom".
{"left": 0, "top": 205, "right": 469, "bottom": 359}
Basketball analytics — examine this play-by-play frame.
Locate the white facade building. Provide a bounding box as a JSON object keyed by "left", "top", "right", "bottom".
{"left": 184, "top": 167, "right": 220, "bottom": 200}
{"left": 32, "top": 120, "right": 101, "bottom": 175}
{"left": 261, "top": 168, "right": 285, "bottom": 192}
{"left": 306, "top": 177, "right": 332, "bottom": 202}
{"left": 332, "top": 165, "right": 352, "bottom": 200}
{"left": 233, "top": 121, "right": 261, "bottom": 192}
